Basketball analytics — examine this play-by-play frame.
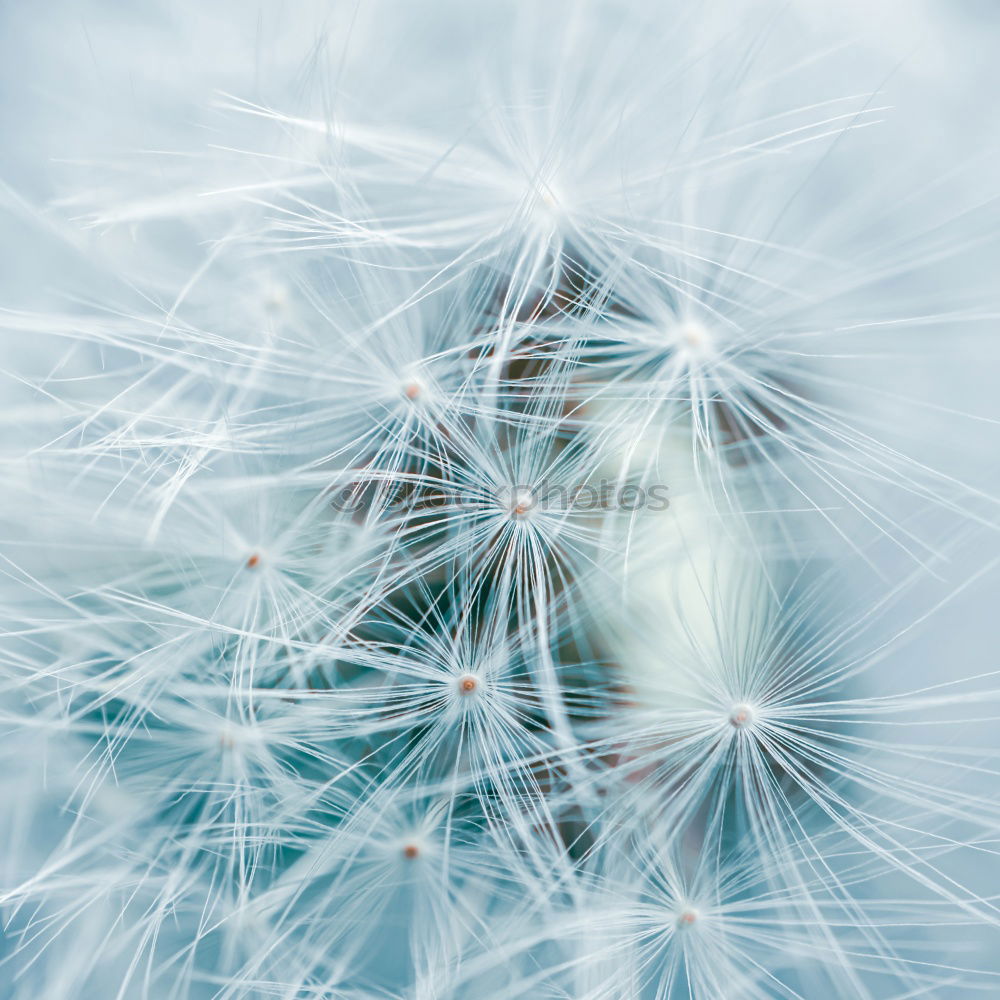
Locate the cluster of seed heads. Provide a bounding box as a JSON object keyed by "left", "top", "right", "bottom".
{"left": 1, "top": 2, "right": 999, "bottom": 998}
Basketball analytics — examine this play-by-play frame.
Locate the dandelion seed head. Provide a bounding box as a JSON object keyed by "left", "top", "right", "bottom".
{"left": 506, "top": 487, "right": 538, "bottom": 520}
{"left": 728, "top": 702, "right": 756, "bottom": 729}
{"left": 674, "top": 319, "right": 714, "bottom": 363}
{"left": 395, "top": 830, "right": 434, "bottom": 863}
{"left": 530, "top": 177, "right": 566, "bottom": 227}
{"left": 3, "top": 2, "right": 998, "bottom": 997}
{"left": 456, "top": 673, "right": 480, "bottom": 696}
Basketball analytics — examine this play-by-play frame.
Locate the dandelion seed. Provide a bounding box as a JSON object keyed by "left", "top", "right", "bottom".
{"left": 508, "top": 487, "right": 537, "bottom": 520}
{"left": 675, "top": 319, "right": 714, "bottom": 362}
{"left": 728, "top": 703, "right": 755, "bottom": 728}
{"left": 457, "top": 674, "right": 479, "bottom": 695}
{"left": 2, "top": 2, "right": 998, "bottom": 998}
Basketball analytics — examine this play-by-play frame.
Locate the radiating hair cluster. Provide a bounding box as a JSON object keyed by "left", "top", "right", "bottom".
{"left": 2, "top": 1, "right": 1000, "bottom": 998}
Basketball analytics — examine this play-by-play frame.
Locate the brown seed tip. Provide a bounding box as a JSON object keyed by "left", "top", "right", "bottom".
{"left": 458, "top": 675, "right": 478, "bottom": 695}
{"left": 678, "top": 908, "right": 698, "bottom": 927}
{"left": 403, "top": 843, "right": 420, "bottom": 860}
{"left": 246, "top": 554, "right": 260, "bottom": 569}
{"left": 403, "top": 382, "right": 421, "bottom": 400}
{"left": 509, "top": 488, "right": 536, "bottom": 518}
{"left": 729, "top": 704, "right": 754, "bottom": 728}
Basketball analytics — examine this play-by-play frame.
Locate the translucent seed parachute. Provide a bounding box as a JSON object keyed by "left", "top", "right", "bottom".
{"left": 2, "top": 2, "right": 1000, "bottom": 998}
